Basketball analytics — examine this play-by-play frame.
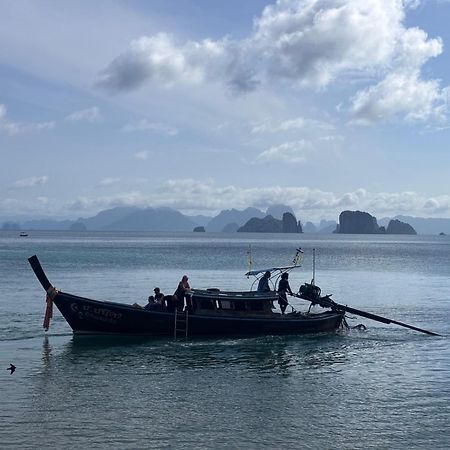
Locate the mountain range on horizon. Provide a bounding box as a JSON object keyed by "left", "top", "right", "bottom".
{"left": 2, "top": 205, "right": 450, "bottom": 235}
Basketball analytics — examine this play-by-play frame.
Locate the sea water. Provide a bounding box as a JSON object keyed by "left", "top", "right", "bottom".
{"left": 0, "top": 231, "right": 449, "bottom": 449}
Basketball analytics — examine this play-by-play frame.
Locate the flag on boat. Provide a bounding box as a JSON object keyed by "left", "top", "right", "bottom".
{"left": 293, "top": 247, "right": 304, "bottom": 265}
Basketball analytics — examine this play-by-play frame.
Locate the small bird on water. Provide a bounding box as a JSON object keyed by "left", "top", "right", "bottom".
{"left": 7, "top": 364, "right": 16, "bottom": 374}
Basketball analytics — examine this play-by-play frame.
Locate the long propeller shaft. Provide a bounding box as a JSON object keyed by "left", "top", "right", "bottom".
{"left": 295, "top": 293, "right": 440, "bottom": 336}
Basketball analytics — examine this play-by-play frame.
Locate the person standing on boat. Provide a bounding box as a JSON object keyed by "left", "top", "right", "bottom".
{"left": 257, "top": 271, "right": 271, "bottom": 293}
{"left": 174, "top": 275, "right": 192, "bottom": 312}
{"left": 277, "top": 272, "right": 293, "bottom": 314}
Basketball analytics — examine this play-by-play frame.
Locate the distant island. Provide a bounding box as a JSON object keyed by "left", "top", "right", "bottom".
{"left": 334, "top": 211, "right": 416, "bottom": 234}
{"left": 2, "top": 204, "right": 449, "bottom": 235}
{"left": 386, "top": 219, "right": 416, "bottom": 235}
{"left": 237, "top": 212, "right": 303, "bottom": 233}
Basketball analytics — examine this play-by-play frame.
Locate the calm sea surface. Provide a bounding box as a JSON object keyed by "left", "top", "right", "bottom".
{"left": 1, "top": 231, "right": 449, "bottom": 449}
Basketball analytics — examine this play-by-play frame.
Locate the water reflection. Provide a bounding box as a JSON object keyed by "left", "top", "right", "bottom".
{"left": 44, "top": 332, "right": 354, "bottom": 379}
{"left": 21, "top": 329, "right": 450, "bottom": 450}
{"left": 41, "top": 335, "right": 51, "bottom": 368}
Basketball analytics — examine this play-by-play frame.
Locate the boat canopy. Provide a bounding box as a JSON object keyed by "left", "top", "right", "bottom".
{"left": 245, "top": 265, "right": 301, "bottom": 277}
{"left": 192, "top": 289, "right": 278, "bottom": 301}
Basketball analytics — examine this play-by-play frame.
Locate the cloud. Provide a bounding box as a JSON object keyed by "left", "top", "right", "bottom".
{"left": 349, "top": 25, "right": 445, "bottom": 124}
{"left": 12, "top": 175, "right": 49, "bottom": 188}
{"left": 0, "top": 196, "right": 52, "bottom": 215}
{"left": 250, "top": 116, "right": 335, "bottom": 134}
{"left": 148, "top": 179, "right": 438, "bottom": 218}
{"left": 97, "top": 0, "right": 449, "bottom": 124}
{"left": 3, "top": 178, "right": 450, "bottom": 220}
{"left": 36, "top": 196, "right": 49, "bottom": 205}
{"left": 123, "top": 119, "right": 178, "bottom": 136}
{"left": 65, "top": 191, "right": 148, "bottom": 213}
{"left": 97, "top": 33, "right": 232, "bottom": 91}
{"left": 350, "top": 71, "right": 444, "bottom": 124}
{"left": 65, "top": 106, "right": 101, "bottom": 122}
{"left": 423, "top": 196, "right": 450, "bottom": 213}
{"left": 97, "top": 177, "right": 121, "bottom": 187}
{"left": 257, "top": 140, "right": 311, "bottom": 163}
{"left": 253, "top": 0, "right": 398, "bottom": 86}
{"left": 0, "top": 104, "right": 54, "bottom": 136}
{"left": 134, "top": 151, "right": 151, "bottom": 160}
{"left": 251, "top": 117, "right": 306, "bottom": 134}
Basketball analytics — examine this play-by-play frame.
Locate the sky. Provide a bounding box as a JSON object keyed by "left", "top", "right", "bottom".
{"left": 1, "top": 0, "right": 450, "bottom": 223}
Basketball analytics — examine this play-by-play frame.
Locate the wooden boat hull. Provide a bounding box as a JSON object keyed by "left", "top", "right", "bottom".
{"left": 28, "top": 254, "right": 344, "bottom": 337}
{"left": 53, "top": 291, "right": 344, "bottom": 336}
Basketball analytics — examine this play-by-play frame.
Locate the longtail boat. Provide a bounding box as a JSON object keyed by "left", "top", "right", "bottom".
{"left": 28, "top": 250, "right": 439, "bottom": 338}
{"left": 28, "top": 254, "right": 344, "bottom": 337}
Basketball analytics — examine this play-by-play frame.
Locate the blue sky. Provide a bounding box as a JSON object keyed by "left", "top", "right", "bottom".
{"left": 1, "top": 0, "right": 450, "bottom": 222}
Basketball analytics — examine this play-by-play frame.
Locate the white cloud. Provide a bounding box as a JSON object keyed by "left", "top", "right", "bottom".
{"left": 253, "top": 0, "right": 399, "bottom": 86}
{"left": 349, "top": 25, "right": 446, "bottom": 124}
{"left": 251, "top": 117, "right": 305, "bottom": 134}
{"left": 350, "top": 71, "right": 444, "bottom": 124}
{"left": 123, "top": 119, "right": 178, "bottom": 136}
{"left": 65, "top": 106, "right": 101, "bottom": 122}
{"left": 0, "top": 196, "right": 53, "bottom": 215}
{"left": 36, "top": 196, "right": 49, "bottom": 205}
{"left": 251, "top": 116, "right": 335, "bottom": 134}
{"left": 97, "top": 0, "right": 449, "bottom": 125}
{"left": 66, "top": 191, "right": 148, "bottom": 213}
{"left": 96, "top": 33, "right": 237, "bottom": 91}
{"left": 12, "top": 175, "right": 49, "bottom": 188}
{"left": 0, "top": 104, "right": 54, "bottom": 136}
{"left": 97, "top": 177, "right": 121, "bottom": 187}
{"left": 3, "top": 178, "right": 450, "bottom": 220}
{"left": 148, "top": 180, "right": 450, "bottom": 219}
{"left": 423, "top": 196, "right": 450, "bottom": 213}
{"left": 134, "top": 151, "right": 151, "bottom": 160}
{"left": 257, "top": 140, "right": 311, "bottom": 163}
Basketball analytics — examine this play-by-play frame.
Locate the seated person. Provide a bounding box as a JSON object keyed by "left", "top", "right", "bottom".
{"left": 145, "top": 287, "right": 165, "bottom": 310}
{"left": 153, "top": 287, "right": 165, "bottom": 309}
{"left": 257, "top": 271, "right": 271, "bottom": 293}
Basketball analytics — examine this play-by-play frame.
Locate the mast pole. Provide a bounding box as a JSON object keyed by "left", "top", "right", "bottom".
{"left": 312, "top": 248, "right": 316, "bottom": 286}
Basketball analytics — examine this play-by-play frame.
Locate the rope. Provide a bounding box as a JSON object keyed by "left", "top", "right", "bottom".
{"left": 43, "top": 286, "right": 58, "bottom": 331}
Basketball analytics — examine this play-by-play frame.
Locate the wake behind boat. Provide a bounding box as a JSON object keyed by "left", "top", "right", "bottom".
{"left": 28, "top": 254, "right": 344, "bottom": 338}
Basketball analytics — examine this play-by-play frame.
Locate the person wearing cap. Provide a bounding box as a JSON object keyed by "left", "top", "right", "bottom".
{"left": 257, "top": 271, "right": 271, "bottom": 293}
{"left": 277, "top": 272, "right": 293, "bottom": 314}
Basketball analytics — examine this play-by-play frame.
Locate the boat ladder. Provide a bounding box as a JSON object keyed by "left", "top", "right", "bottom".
{"left": 174, "top": 308, "right": 189, "bottom": 340}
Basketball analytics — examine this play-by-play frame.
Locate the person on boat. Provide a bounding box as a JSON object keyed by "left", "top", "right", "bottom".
{"left": 257, "top": 271, "right": 271, "bottom": 293}
{"left": 145, "top": 287, "right": 165, "bottom": 311}
{"left": 153, "top": 287, "right": 164, "bottom": 307}
{"left": 277, "top": 272, "right": 293, "bottom": 314}
{"left": 173, "top": 275, "right": 192, "bottom": 312}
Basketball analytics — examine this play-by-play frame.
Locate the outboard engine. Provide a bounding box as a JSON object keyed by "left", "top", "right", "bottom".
{"left": 299, "top": 283, "right": 321, "bottom": 302}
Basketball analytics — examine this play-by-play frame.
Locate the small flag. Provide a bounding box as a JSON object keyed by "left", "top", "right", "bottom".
{"left": 293, "top": 247, "right": 304, "bottom": 265}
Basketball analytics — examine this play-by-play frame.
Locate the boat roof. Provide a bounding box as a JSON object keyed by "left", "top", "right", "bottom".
{"left": 245, "top": 265, "right": 301, "bottom": 277}
{"left": 192, "top": 289, "right": 278, "bottom": 301}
